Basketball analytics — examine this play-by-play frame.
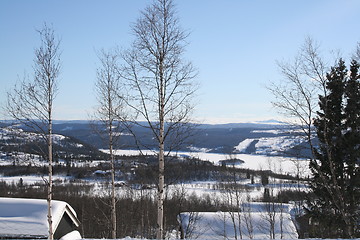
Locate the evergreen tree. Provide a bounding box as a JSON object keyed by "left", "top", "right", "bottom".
{"left": 343, "top": 59, "right": 360, "bottom": 237}
{"left": 309, "top": 59, "right": 360, "bottom": 238}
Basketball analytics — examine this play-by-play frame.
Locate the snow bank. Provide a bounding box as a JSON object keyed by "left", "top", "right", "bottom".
{"left": 60, "top": 230, "right": 82, "bottom": 240}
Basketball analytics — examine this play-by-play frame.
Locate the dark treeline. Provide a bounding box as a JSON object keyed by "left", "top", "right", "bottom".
{"left": 0, "top": 180, "right": 227, "bottom": 239}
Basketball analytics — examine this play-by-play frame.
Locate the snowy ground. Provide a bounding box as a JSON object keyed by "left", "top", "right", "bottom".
{"left": 82, "top": 238, "right": 354, "bottom": 240}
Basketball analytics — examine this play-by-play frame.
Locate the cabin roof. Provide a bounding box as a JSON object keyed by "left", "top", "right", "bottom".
{"left": 179, "top": 203, "right": 298, "bottom": 239}
{"left": 0, "top": 197, "right": 80, "bottom": 239}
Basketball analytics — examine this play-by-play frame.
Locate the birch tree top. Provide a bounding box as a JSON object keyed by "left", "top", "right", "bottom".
{"left": 1, "top": 0, "right": 359, "bottom": 123}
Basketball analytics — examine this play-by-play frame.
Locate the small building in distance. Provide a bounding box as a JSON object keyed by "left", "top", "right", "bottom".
{"left": 0, "top": 197, "right": 81, "bottom": 239}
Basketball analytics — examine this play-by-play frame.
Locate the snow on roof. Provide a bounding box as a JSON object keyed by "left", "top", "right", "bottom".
{"left": 0, "top": 197, "right": 79, "bottom": 239}
{"left": 179, "top": 203, "right": 298, "bottom": 239}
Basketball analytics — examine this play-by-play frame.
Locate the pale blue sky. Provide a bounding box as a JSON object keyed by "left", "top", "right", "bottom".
{"left": 1, "top": 0, "right": 359, "bottom": 123}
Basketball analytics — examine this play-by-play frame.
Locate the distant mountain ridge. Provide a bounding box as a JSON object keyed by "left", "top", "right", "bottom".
{"left": 0, "top": 120, "right": 312, "bottom": 158}
{"left": 199, "top": 120, "right": 287, "bottom": 129}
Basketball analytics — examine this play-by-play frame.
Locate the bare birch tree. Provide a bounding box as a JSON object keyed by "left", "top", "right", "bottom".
{"left": 93, "top": 50, "right": 131, "bottom": 238}
{"left": 92, "top": 49, "right": 126, "bottom": 238}
{"left": 6, "top": 23, "right": 61, "bottom": 240}
{"left": 267, "top": 37, "right": 329, "bottom": 157}
{"left": 242, "top": 200, "right": 254, "bottom": 239}
{"left": 120, "top": 0, "right": 197, "bottom": 238}
{"left": 222, "top": 161, "right": 243, "bottom": 240}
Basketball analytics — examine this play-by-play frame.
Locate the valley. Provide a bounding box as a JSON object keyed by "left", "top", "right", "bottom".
{"left": 0, "top": 120, "right": 312, "bottom": 239}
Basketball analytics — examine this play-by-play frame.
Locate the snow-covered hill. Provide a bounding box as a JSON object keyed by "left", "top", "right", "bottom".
{"left": 0, "top": 126, "right": 83, "bottom": 148}
{"left": 0, "top": 124, "right": 104, "bottom": 164}
{"left": 234, "top": 129, "right": 306, "bottom": 156}
{"left": 45, "top": 120, "right": 313, "bottom": 158}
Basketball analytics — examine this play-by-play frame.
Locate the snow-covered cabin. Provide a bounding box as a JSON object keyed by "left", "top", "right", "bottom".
{"left": 179, "top": 202, "right": 298, "bottom": 239}
{"left": 0, "top": 197, "right": 81, "bottom": 239}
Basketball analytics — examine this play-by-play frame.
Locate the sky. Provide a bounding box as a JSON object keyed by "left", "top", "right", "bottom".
{"left": 1, "top": 0, "right": 359, "bottom": 124}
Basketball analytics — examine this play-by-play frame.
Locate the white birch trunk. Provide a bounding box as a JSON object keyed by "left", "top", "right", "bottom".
{"left": 110, "top": 121, "right": 117, "bottom": 239}
{"left": 47, "top": 117, "right": 53, "bottom": 240}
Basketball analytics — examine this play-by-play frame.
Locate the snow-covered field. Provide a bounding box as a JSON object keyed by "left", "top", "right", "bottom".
{"left": 104, "top": 149, "right": 311, "bottom": 178}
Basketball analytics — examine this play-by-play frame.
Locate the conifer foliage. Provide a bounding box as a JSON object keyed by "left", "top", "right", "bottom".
{"left": 309, "top": 59, "right": 360, "bottom": 238}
